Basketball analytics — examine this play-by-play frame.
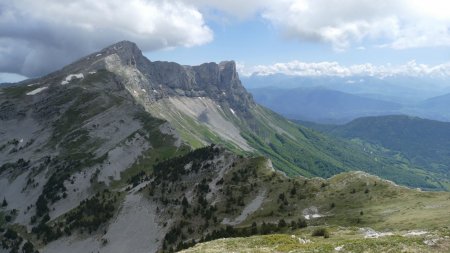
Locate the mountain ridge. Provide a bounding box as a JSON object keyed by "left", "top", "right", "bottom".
{"left": 2, "top": 41, "right": 446, "bottom": 189}
{"left": 1, "top": 41, "right": 450, "bottom": 253}
{"left": 250, "top": 86, "right": 402, "bottom": 124}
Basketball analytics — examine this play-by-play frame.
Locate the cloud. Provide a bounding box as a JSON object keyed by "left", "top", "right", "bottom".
{"left": 187, "top": 0, "right": 267, "bottom": 19}
{"left": 240, "top": 60, "right": 450, "bottom": 78}
{"left": 191, "top": 0, "right": 450, "bottom": 51}
{"left": 0, "top": 0, "right": 213, "bottom": 77}
{"left": 2, "top": 0, "right": 450, "bottom": 77}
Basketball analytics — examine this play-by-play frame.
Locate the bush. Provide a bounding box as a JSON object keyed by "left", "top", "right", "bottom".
{"left": 312, "top": 227, "right": 330, "bottom": 238}
{"left": 278, "top": 219, "right": 287, "bottom": 228}
{"left": 297, "top": 218, "right": 307, "bottom": 228}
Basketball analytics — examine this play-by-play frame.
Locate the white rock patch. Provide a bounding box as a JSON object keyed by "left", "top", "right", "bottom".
{"left": 304, "top": 214, "right": 324, "bottom": 220}
{"left": 302, "top": 206, "right": 326, "bottom": 220}
{"left": 424, "top": 238, "right": 440, "bottom": 246}
{"left": 360, "top": 228, "right": 394, "bottom": 238}
{"left": 335, "top": 245, "right": 344, "bottom": 251}
{"left": 404, "top": 230, "right": 428, "bottom": 236}
{"left": 61, "top": 73, "right": 84, "bottom": 85}
{"left": 26, "top": 86, "right": 48, "bottom": 95}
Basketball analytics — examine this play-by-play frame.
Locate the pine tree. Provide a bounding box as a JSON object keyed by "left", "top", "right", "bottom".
{"left": 1, "top": 197, "right": 7, "bottom": 207}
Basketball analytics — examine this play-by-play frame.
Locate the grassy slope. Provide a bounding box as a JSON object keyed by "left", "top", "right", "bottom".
{"left": 180, "top": 161, "right": 450, "bottom": 253}
{"left": 231, "top": 167, "right": 450, "bottom": 232}
{"left": 241, "top": 106, "right": 446, "bottom": 190}
{"left": 181, "top": 229, "right": 450, "bottom": 253}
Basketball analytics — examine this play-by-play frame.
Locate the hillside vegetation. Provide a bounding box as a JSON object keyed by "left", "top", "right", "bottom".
{"left": 305, "top": 115, "right": 450, "bottom": 189}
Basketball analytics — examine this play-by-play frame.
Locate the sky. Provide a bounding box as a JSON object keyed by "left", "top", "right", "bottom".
{"left": 1, "top": 0, "right": 450, "bottom": 82}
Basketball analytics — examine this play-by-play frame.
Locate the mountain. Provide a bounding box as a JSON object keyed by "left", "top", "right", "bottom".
{"left": 242, "top": 74, "right": 449, "bottom": 104}
{"left": 313, "top": 115, "right": 450, "bottom": 182}
{"left": 243, "top": 74, "right": 450, "bottom": 123}
{"left": 1, "top": 41, "right": 449, "bottom": 253}
{"left": 249, "top": 87, "right": 402, "bottom": 124}
{"left": 415, "top": 93, "right": 450, "bottom": 121}
{"left": 421, "top": 93, "right": 450, "bottom": 110}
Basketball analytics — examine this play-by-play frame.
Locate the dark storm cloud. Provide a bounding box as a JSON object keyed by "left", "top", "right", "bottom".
{"left": 0, "top": 0, "right": 213, "bottom": 77}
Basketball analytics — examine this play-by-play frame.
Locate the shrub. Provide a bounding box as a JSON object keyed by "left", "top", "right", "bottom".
{"left": 297, "top": 218, "right": 307, "bottom": 228}
{"left": 312, "top": 227, "right": 330, "bottom": 238}
{"left": 278, "top": 219, "right": 287, "bottom": 228}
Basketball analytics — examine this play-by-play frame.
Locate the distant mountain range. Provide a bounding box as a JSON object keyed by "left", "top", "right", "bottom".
{"left": 241, "top": 74, "right": 450, "bottom": 103}
{"left": 250, "top": 87, "right": 402, "bottom": 124}
{"left": 248, "top": 85, "right": 450, "bottom": 124}
{"left": 416, "top": 93, "right": 450, "bottom": 121}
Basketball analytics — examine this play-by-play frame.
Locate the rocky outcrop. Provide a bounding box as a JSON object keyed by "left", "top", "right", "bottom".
{"left": 48, "top": 41, "right": 256, "bottom": 115}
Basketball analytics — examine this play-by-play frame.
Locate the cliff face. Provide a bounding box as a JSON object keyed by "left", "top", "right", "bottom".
{"left": 43, "top": 41, "right": 255, "bottom": 113}
{"left": 145, "top": 60, "right": 254, "bottom": 112}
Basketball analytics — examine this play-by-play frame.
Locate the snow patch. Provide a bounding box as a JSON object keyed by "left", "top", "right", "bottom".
{"left": 88, "top": 71, "right": 97, "bottom": 75}
{"left": 96, "top": 53, "right": 102, "bottom": 57}
{"left": 230, "top": 108, "right": 236, "bottom": 115}
{"left": 26, "top": 86, "right": 48, "bottom": 95}
{"left": 61, "top": 73, "right": 84, "bottom": 85}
